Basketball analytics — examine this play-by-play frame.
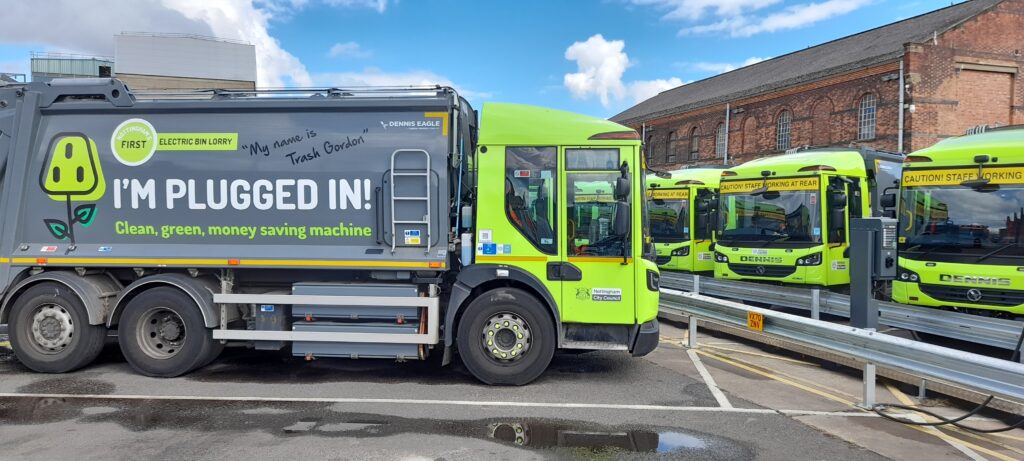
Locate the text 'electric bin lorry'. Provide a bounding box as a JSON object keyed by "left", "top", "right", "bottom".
{"left": 0, "top": 79, "right": 660, "bottom": 385}
{"left": 715, "top": 148, "right": 902, "bottom": 287}
{"left": 646, "top": 168, "right": 722, "bottom": 272}
{"left": 894, "top": 127, "right": 1024, "bottom": 318}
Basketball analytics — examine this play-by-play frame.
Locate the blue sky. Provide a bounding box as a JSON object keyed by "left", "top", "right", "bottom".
{"left": 1, "top": 0, "right": 952, "bottom": 118}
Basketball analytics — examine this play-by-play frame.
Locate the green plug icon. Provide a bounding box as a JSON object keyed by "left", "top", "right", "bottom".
{"left": 38, "top": 133, "right": 106, "bottom": 244}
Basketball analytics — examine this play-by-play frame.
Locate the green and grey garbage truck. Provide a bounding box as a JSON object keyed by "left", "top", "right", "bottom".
{"left": 646, "top": 168, "right": 723, "bottom": 272}
{"left": 0, "top": 78, "right": 659, "bottom": 385}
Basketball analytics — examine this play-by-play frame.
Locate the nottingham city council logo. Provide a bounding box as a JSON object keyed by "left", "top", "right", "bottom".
{"left": 38, "top": 133, "right": 106, "bottom": 244}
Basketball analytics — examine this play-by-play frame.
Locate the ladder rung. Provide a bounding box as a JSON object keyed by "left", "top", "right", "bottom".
{"left": 394, "top": 196, "right": 429, "bottom": 201}
{"left": 394, "top": 220, "right": 429, "bottom": 225}
{"left": 392, "top": 172, "right": 429, "bottom": 176}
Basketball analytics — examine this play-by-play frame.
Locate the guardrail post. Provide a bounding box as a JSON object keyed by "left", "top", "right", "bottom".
{"left": 810, "top": 289, "right": 820, "bottom": 320}
{"left": 692, "top": 274, "right": 700, "bottom": 295}
{"left": 917, "top": 379, "right": 927, "bottom": 400}
{"left": 688, "top": 316, "right": 698, "bottom": 348}
{"left": 860, "top": 362, "right": 877, "bottom": 409}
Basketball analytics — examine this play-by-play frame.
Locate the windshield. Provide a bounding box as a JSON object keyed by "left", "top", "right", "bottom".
{"left": 899, "top": 184, "right": 1024, "bottom": 265}
{"left": 718, "top": 190, "right": 822, "bottom": 245}
{"left": 648, "top": 189, "right": 688, "bottom": 243}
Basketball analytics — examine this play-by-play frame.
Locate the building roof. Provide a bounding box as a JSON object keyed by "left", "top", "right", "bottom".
{"left": 611, "top": 0, "right": 1004, "bottom": 125}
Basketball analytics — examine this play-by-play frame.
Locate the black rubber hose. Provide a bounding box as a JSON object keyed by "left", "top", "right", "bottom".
{"left": 872, "top": 320, "right": 1024, "bottom": 433}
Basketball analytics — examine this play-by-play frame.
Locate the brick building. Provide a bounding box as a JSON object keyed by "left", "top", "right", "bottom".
{"left": 612, "top": 0, "right": 1024, "bottom": 168}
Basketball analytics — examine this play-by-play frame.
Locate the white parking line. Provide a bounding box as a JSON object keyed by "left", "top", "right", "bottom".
{"left": 0, "top": 392, "right": 772, "bottom": 413}
{"left": 686, "top": 349, "right": 733, "bottom": 408}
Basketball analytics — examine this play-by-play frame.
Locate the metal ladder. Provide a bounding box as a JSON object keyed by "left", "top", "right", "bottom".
{"left": 389, "top": 149, "right": 431, "bottom": 254}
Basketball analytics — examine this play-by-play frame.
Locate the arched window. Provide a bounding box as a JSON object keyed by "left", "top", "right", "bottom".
{"left": 776, "top": 110, "right": 791, "bottom": 151}
{"left": 858, "top": 93, "right": 877, "bottom": 140}
{"left": 741, "top": 116, "right": 757, "bottom": 154}
{"left": 666, "top": 131, "right": 677, "bottom": 163}
{"left": 714, "top": 123, "right": 727, "bottom": 158}
{"left": 689, "top": 127, "right": 700, "bottom": 160}
{"left": 645, "top": 135, "right": 654, "bottom": 163}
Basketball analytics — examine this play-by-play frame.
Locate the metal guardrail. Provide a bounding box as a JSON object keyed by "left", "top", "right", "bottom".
{"left": 660, "top": 288, "right": 1024, "bottom": 403}
{"left": 660, "top": 272, "right": 1024, "bottom": 356}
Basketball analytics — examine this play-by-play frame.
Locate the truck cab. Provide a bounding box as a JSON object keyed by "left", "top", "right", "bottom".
{"left": 714, "top": 148, "right": 901, "bottom": 287}
{"left": 893, "top": 127, "right": 1024, "bottom": 318}
{"left": 646, "top": 168, "right": 722, "bottom": 272}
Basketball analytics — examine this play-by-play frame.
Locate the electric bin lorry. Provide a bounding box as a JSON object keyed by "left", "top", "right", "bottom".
{"left": 646, "top": 169, "right": 722, "bottom": 272}
{"left": 894, "top": 127, "right": 1024, "bottom": 319}
{"left": 714, "top": 148, "right": 902, "bottom": 287}
{"left": 0, "top": 79, "right": 660, "bottom": 385}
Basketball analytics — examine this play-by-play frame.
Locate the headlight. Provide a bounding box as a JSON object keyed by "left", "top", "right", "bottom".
{"left": 898, "top": 267, "right": 920, "bottom": 282}
{"left": 671, "top": 247, "right": 690, "bottom": 257}
{"left": 796, "top": 252, "right": 822, "bottom": 266}
{"left": 646, "top": 269, "right": 660, "bottom": 291}
{"left": 714, "top": 252, "right": 729, "bottom": 263}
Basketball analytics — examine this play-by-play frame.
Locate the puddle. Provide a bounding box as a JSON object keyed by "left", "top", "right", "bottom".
{"left": 0, "top": 396, "right": 754, "bottom": 458}
{"left": 17, "top": 377, "right": 115, "bottom": 395}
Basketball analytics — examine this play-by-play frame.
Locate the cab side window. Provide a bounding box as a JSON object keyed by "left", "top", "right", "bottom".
{"left": 505, "top": 147, "right": 557, "bottom": 254}
{"left": 566, "top": 148, "right": 628, "bottom": 257}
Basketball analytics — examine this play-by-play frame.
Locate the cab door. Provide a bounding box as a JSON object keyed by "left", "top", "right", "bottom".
{"left": 557, "top": 146, "right": 636, "bottom": 324}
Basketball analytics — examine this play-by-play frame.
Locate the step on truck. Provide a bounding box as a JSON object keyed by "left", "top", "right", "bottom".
{"left": 714, "top": 148, "right": 902, "bottom": 287}
{"left": 646, "top": 168, "right": 723, "bottom": 272}
{"left": 0, "top": 79, "right": 660, "bottom": 385}
{"left": 894, "top": 126, "right": 1024, "bottom": 319}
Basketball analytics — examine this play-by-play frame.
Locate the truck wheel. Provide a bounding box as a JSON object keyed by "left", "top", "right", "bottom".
{"left": 117, "top": 287, "right": 215, "bottom": 377}
{"left": 8, "top": 282, "right": 106, "bottom": 373}
{"left": 456, "top": 288, "right": 555, "bottom": 385}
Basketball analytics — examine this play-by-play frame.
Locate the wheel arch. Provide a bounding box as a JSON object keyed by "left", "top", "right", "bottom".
{"left": 1, "top": 270, "right": 121, "bottom": 325}
{"left": 443, "top": 264, "right": 560, "bottom": 364}
{"left": 107, "top": 273, "right": 220, "bottom": 328}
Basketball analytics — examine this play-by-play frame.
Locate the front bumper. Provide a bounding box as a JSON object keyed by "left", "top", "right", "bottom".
{"left": 630, "top": 319, "right": 660, "bottom": 357}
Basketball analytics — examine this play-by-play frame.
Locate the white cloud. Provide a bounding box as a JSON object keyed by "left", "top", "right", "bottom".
{"left": 312, "top": 68, "right": 492, "bottom": 99}
{"left": 632, "top": 0, "right": 871, "bottom": 37}
{"left": 324, "top": 0, "right": 389, "bottom": 13}
{"left": 563, "top": 34, "right": 630, "bottom": 107}
{"left": 562, "top": 34, "right": 682, "bottom": 108}
{"left": 328, "top": 41, "right": 371, "bottom": 58}
{"left": 0, "top": 0, "right": 393, "bottom": 88}
{"left": 689, "top": 56, "right": 767, "bottom": 73}
{"left": 627, "top": 78, "right": 685, "bottom": 103}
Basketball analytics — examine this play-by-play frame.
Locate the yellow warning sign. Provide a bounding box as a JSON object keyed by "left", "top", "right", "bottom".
{"left": 647, "top": 188, "right": 689, "bottom": 200}
{"left": 902, "top": 166, "right": 1024, "bottom": 187}
{"left": 720, "top": 176, "right": 819, "bottom": 194}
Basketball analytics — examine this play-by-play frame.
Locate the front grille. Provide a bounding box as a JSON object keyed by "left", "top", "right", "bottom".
{"left": 727, "top": 263, "right": 796, "bottom": 278}
{"left": 655, "top": 256, "right": 672, "bottom": 265}
{"left": 919, "top": 284, "right": 1024, "bottom": 307}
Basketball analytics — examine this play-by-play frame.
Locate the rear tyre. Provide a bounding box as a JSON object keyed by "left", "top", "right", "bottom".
{"left": 8, "top": 282, "right": 106, "bottom": 373}
{"left": 117, "top": 287, "right": 214, "bottom": 377}
{"left": 457, "top": 288, "right": 555, "bottom": 385}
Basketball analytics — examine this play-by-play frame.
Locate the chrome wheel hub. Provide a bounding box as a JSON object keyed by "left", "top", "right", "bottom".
{"left": 481, "top": 313, "right": 531, "bottom": 362}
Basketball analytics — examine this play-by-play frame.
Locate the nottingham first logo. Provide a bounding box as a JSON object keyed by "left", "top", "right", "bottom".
{"left": 39, "top": 133, "right": 106, "bottom": 244}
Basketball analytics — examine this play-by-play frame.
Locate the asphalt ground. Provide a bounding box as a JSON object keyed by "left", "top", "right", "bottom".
{"left": 0, "top": 324, "right": 1021, "bottom": 461}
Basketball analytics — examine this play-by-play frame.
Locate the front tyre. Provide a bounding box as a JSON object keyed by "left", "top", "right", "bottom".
{"left": 457, "top": 288, "right": 555, "bottom": 385}
{"left": 117, "top": 287, "right": 215, "bottom": 377}
{"left": 9, "top": 282, "right": 106, "bottom": 373}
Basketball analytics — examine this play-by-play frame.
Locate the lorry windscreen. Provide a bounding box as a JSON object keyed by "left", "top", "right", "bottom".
{"left": 899, "top": 184, "right": 1024, "bottom": 265}
{"left": 648, "top": 194, "right": 688, "bottom": 243}
{"left": 718, "top": 190, "right": 822, "bottom": 246}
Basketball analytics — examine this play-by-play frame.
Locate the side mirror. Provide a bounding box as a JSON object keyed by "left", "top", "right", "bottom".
{"left": 695, "top": 198, "right": 710, "bottom": 214}
{"left": 614, "top": 201, "right": 631, "bottom": 236}
{"left": 880, "top": 193, "right": 896, "bottom": 209}
{"left": 695, "top": 212, "right": 708, "bottom": 233}
{"left": 615, "top": 176, "right": 631, "bottom": 200}
{"left": 829, "top": 208, "right": 846, "bottom": 232}
{"left": 829, "top": 191, "right": 847, "bottom": 209}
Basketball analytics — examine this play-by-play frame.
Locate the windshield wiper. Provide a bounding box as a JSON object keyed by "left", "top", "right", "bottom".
{"left": 974, "top": 243, "right": 1019, "bottom": 264}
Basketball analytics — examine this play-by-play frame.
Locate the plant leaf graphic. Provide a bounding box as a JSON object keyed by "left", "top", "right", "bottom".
{"left": 74, "top": 204, "right": 97, "bottom": 227}
{"left": 44, "top": 219, "right": 69, "bottom": 240}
